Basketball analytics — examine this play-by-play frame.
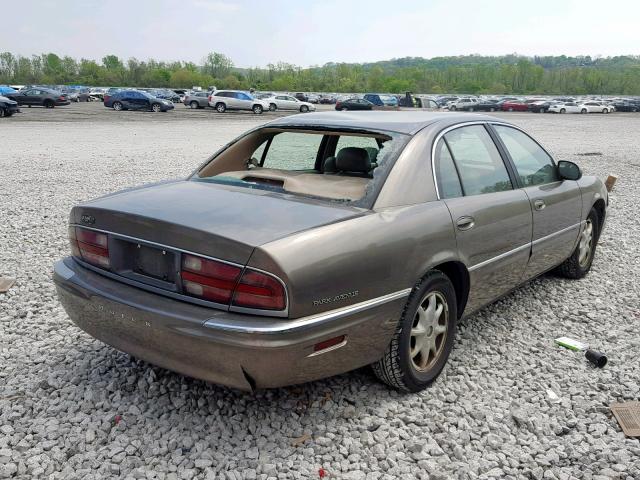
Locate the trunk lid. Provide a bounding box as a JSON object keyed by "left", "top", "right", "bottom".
{"left": 72, "top": 180, "right": 365, "bottom": 265}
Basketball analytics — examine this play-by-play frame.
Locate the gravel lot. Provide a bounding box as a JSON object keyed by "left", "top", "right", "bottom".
{"left": 1, "top": 103, "right": 639, "bottom": 479}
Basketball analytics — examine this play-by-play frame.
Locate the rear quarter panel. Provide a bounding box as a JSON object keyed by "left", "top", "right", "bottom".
{"left": 249, "top": 202, "right": 457, "bottom": 318}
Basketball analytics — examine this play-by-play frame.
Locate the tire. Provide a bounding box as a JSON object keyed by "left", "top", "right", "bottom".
{"left": 581, "top": 108, "right": 587, "bottom": 114}
{"left": 554, "top": 208, "right": 599, "bottom": 279}
{"left": 603, "top": 109, "right": 609, "bottom": 114}
{"left": 560, "top": 108, "right": 566, "bottom": 114}
{"left": 215, "top": 103, "right": 226, "bottom": 113}
{"left": 449, "top": 105, "right": 457, "bottom": 111}
{"left": 189, "top": 101, "right": 199, "bottom": 109}
{"left": 269, "top": 103, "right": 277, "bottom": 111}
{"left": 300, "top": 105, "right": 309, "bottom": 113}
{"left": 113, "top": 102, "right": 123, "bottom": 111}
{"left": 0, "top": 107, "right": 5, "bottom": 118}
{"left": 341, "top": 108, "right": 348, "bottom": 111}
{"left": 372, "top": 270, "right": 457, "bottom": 392}
{"left": 252, "top": 104, "right": 263, "bottom": 114}
{"left": 44, "top": 100, "right": 54, "bottom": 109}
{"left": 151, "top": 103, "right": 162, "bottom": 113}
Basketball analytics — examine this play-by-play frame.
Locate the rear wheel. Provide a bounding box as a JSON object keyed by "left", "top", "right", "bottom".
{"left": 216, "top": 103, "right": 226, "bottom": 113}
{"left": 560, "top": 108, "right": 566, "bottom": 114}
{"left": 300, "top": 105, "right": 309, "bottom": 113}
{"left": 44, "top": 100, "right": 54, "bottom": 109}
{"left": 113, "top": 102, "right": 123, "bottom": 111}
{"left": 449, "top": 105, "right": 457, "bottom": 111}
{"left": 252, "top": 104, "right": 263, "bottom": 114}
{"left": 372, "top": 270, "right": 457, "bottom": 392}
{"left": 269, "top": 103, "right": 277, "bottom": 111}
{"left": 190, "top": 101, "right": 199, "bottom": 109}
{"left": 554, "top": 208, "right": 599, "bottom": 279}
{"left": 603, "top": 108, "right": 609, "bottom": 114}
{"left": 581, "top": 108, "right": 587, "bottom": 114}
{"left": 152, "top": 103, "right": 162, "bottom": 112}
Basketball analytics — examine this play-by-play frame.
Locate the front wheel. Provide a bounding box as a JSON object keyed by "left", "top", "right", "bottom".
{"left": 372, "top": 270, "right": 457, "bottom": 392}
{"left": 44, "top": 100, "right": 54, "bottom": 109}
{"left": 554, "top": 208, "right": 599, "bottom": 279}
{"left": 581, "top": 108, "right": 587, "bottom": 114}
{"left": 560, "top": 108, "right": 566, "bottom": 114}
{"left": 151, "top": 103, "right": 162, "bottom": 113}
{"left": 603, "top": 109, "right": 609, "bottom": 114}
{"left": 190, "top": 101, "right": 199, "bottom": 109}
{"left": 449, "top": 105, "right": 456, "bottom": 111}
{"left": 300, "top": 105, "right": 309, "bottom": 113}
{"left": 252, "top": 104, "right": 263, "bottom": 114}
{"left": 269, "top": 103, "right": 277, "bottom": 111}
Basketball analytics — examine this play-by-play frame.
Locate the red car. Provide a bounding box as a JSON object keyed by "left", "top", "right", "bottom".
{"left": 501, "top": 100, "right": 529, "bottom": 112}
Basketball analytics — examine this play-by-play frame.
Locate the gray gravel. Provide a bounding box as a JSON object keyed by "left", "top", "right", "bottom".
{"left": 1, "top": 103, "right": 639, "bottom": 479}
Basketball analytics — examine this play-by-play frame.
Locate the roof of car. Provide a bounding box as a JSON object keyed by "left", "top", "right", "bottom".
{"left": 266, "top": 111, "right": 503, "bottom": 135}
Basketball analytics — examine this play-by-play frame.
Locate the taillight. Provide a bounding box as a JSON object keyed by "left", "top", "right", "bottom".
{"left": 208, "top": 95, "right": 212, "bottom": 102}
{"left": 180, "top": 253, "right": 286, "bottom": 311}
{"left": 181, "top": 254, "right": 242, "bottom": 304}
{"left": 59, "top": 96, "right": 65, "bottom": 101}
{"left": 71, "top": 227, "right": 110, "bottom": 269}
{"left": 232, "top": 270, "right": 286, "bottom": 310}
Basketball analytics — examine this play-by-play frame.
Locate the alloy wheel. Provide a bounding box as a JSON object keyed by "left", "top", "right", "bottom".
{"left": 578, "top": 220, "right": 594, "bottom": 267}
{"left": 410, "top": 291, "right": 449, "bottom": 372}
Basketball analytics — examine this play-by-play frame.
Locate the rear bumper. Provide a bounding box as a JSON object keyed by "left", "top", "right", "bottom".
{"left": 54, "top": 258, "right": 406, "bottom": 390}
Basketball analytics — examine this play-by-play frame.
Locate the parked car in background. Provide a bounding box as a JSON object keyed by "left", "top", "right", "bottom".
{"left": 54, "top": 111, "right": 607, "bottom": 393}
{"left": 307, "top": 94, "right": 320, "bottom": 104}
{"left": 62, "top": 87, "right": 91, "bottom": 102}
{"left": 611, "top": 100, "right": 640, "bottom": 112}
{"left": 89, "top": 87, "right": 107, "bottom": 101}
{"left": 363, "top": 93, "right": 399, "bottom": 107}
{"left": 208, "top": 90, "right": 270, "bottom": 114}
{"left": 294, "top": 92, "right": 308, "bottom": 102}
{"left": 548, "top": 102, "right": 581, "bottom": 114}
{"left": 0, "top": 95, "right": 20, "bottom": 117}
{"left": 436, "top": 96, "right": 459, "bottom": 107}
{"left": 265, "top": 94, "right": 316, "bottom": 112}
{"left": 151, "top": 89, "right": 180, "bottom": 102}
{"left": 578, "top": 101, "right": 611, "bottom": 114}
{"left": 335, "top": 98, "right": 374, "bottom": 111}
{"left": 319, "top": 95, "right": 337, "bottom": 104}
{"left": 5, "top": 87, "right": 70, "bottom": 108}
{"left": 473, "top": 99, "right": 501, "bottom": 112}
{"left": 0, "top": 86, "right": 18, "bottom": 95}
{"left": 103, "top": 88, "right": 123, "bottom": 104}
{"left": 104, "top": 90, "right": 174, "bottom": 112}
{"left": 500, "top": 100, "right": 529, "bottom": 112}
{"left": 183, "top": 91, "right": 210, "bottom": 109}
{"left": 528, "top": 101, "right": 551, "bottom": 113}
{"left": 448, "top": 98, "right": 479, "bottom": 111}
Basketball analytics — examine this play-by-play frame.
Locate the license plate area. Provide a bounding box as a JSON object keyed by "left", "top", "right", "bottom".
{"left": 110, "top": 238, "right": 179, "bottom": 291}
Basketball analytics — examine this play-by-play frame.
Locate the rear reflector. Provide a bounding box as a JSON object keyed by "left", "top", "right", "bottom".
{"left": 313, "top": 335, "right": 346, "bottom": 353}
{"left": 72, "top": 227, "right": 110, "bottom": 269}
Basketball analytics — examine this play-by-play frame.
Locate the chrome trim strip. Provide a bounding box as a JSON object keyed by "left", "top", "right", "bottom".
{"left": 468, "top": 243, "right": 530, "bottom": 272}
{"left": 531, "top": 222, "right": 582, "bottom": 247}
{"left": 306, "top": 338, "right": 348, "bottom": 357}
{"left": 468, "top": 222, "right": 583, "bottom": 272}
{"left": 203, "top": 288, "right": 412, "bottom": 334}
{"left": 70, "top": 224, "right": 290, "bottom": 318}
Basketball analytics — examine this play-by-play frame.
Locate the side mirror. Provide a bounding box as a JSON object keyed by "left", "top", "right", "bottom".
{"left": 558, "top": 160, "right": 582, "bottom": 181}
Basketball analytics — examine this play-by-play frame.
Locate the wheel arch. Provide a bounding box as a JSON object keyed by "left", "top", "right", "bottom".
{"left": 592, "top": 198, "right": 606, "bottom": 239}
{"left": 431, "top": 261, "right": 470, "bottom": 319}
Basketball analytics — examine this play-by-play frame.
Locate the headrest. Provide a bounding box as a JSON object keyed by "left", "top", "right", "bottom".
{"left": 323, "top": 156, "right": 337, "bottom": 173}
{"left": 335, "top": 147, "right": 371, "bottom": 173}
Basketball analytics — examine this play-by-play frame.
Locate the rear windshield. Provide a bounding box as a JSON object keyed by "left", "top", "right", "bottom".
{"left": 192, "top": 127, "right": 409, "bottom": 207}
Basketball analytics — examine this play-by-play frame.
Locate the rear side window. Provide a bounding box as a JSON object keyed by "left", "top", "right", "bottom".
{"left": 444, "top": 125, "right": 512, "bottom": 196}
{"left": 493, "top": 125, "right": 559, "bottom": 187}
{"left": 434, "top": 139, "right": 463, "bottom": 198}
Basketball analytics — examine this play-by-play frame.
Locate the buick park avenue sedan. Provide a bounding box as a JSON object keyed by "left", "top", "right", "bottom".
{"left": 54, "top": 112, "right": 608, "bottom": 392}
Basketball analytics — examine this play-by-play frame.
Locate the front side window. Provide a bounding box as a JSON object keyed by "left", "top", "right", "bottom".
{"left": 444, "top": 125, "right": 512, "bottom": 195}
{"left": 493, "top": 125, "right": 559, "bottom": 187}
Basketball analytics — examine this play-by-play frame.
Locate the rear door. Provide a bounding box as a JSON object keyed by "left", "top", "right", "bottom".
{"left": 491, "top": 124, "right": 582, "bottom": 279}
{"left": 435, "top": 124, "right": 533, "bottom": 314}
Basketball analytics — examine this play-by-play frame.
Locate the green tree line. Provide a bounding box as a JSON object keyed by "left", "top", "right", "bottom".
{"left": 1, "top": 51, "right": 640, "bottom": 95}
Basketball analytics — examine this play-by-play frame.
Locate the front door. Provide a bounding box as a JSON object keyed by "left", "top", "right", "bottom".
{"left": 433, "top": 125, "right": 533, "bottom": 314}
{"left": 491, "top": 124, "right": 583, "bottom": 279}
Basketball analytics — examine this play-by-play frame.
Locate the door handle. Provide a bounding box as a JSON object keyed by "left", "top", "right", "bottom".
{"left": 534, "top": 199, "right": 546, "bottom": 211}
{"left": 455, "top": 216, "right": 475, "bottom": 231}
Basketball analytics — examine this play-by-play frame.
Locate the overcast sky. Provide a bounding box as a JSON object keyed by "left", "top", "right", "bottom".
{"left": 3, "top": 0, "right": 639, "bottom": 67}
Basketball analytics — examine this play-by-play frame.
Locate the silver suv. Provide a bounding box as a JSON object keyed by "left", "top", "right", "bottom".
{"left": 208, "top": 90, "right": 270, "bottom": 114}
